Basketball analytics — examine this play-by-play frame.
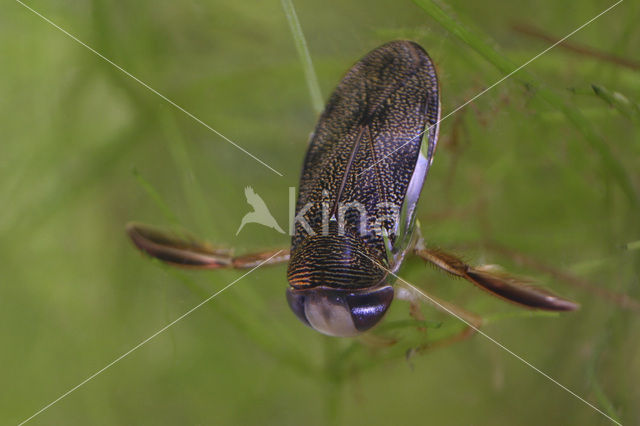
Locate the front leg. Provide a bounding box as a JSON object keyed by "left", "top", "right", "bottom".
{"left": 127, "top": 222, "right": 290, "bottom": 269}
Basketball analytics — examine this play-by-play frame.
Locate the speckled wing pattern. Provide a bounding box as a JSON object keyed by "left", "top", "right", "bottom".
{"left": 292, "top": 41, "right": 440, "bottom": 261}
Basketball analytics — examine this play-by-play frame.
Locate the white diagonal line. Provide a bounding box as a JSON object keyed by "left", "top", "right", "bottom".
{"left": 17, "top": 250, "right": 284, "bottom": 425}
{"left": 358, "top": 0, "right": 623, "bottom": 177}
{"left": 364, "top": 253, "right": 621, "bottom": 425}
{"left": 15, "top": 0, "right": 283, "bottom": 177}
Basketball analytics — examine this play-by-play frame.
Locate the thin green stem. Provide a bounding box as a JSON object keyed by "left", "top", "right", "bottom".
{"left": 132, "top": 168, "right": 181, "bottom": 226}
{"left": 323, "top": 337, "right": 343, "bottom": 426}
{"left": 164, "top": 266, "right": 317, "bottom": 377}
{"left": 281, "top": 0, "right": 324, "bottom": 114}
{"left": 160, "top": 110, "right": 216, "bottom": 236}
{"left": 413, "top": 0, "right": 638, "bottom": 207}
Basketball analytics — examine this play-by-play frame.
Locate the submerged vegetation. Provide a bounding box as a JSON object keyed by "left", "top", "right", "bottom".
{"left": 2, "top": 0, "right": 638, "bottom": 424}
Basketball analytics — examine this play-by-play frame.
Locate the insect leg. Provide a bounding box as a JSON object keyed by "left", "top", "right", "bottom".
{"left": 411, "top": 241, "right": 579, "bottom": 311}
{"left": 127, "top": 222, "right": 289, "bottom": 269}
{"left": 395, "top": 280, "right": 483, "bottom": 353}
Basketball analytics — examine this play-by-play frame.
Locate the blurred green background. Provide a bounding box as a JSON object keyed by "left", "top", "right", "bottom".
{"left": 2, "top": 0, "right": 639, "bottom": 424}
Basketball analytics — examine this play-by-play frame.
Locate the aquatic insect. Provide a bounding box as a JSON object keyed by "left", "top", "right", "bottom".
{"left": 127, "top": 40, "right": 578, "bottom": 339}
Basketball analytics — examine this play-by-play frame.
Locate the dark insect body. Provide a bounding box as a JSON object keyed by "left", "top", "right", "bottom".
{"left": 127, "top": 41, "right": 578, "bottom": 339}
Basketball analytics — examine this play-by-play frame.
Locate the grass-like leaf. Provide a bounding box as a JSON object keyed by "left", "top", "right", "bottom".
{"left": 592, "top": 84, "right": 640, "bottom": 123}
{"left": 413, "top": 0, "right": 638, "bottom": 207}
{"left": 281, "top": 0, "right": 324, "bottom": 114}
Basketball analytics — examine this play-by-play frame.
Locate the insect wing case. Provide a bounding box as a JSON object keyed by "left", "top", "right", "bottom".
{"left": 292, "top": 40, "right": 440, "bottom": 268}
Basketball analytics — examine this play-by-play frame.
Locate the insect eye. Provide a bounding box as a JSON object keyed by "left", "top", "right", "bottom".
{"left": 345, "top": 286, "right": 394, "bottom": 332}
{"left": 286, "top": 286, "right": 394, "bottom": 337}
{"left": 285, "top": 289, "right": 310, "bottom": 328}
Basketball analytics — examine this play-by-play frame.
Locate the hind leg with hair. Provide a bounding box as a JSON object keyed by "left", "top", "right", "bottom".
{"left": 410, "top": 229, "right": 578, "bottom": 311}
{"left": 127, "top": 222, "right": 289, "bottom": 269}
